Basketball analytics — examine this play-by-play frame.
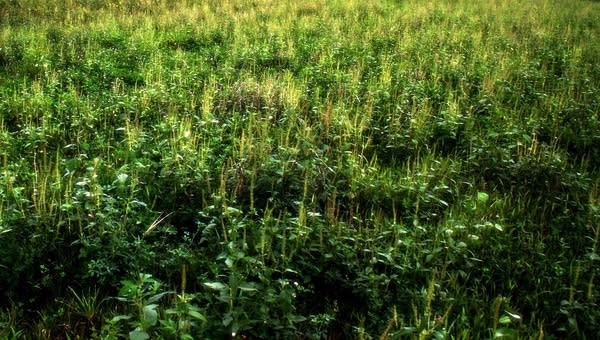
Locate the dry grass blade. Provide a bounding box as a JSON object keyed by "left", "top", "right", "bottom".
{"left": 145, "top": 212, "right": 173, "bottom": 235}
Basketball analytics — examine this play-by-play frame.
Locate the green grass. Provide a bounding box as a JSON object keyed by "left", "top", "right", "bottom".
{"left": 1, "top": 0, "right": 599, "bottom": 338}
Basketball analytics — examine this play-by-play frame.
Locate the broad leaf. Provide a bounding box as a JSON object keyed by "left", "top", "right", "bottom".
{"left": 238, "top": 282, "right": 258, "bottom": 292}
{"left": 188, "top": 310, "right": 206, "bottom": 321}
{"left": 147, "top": 292, "right": 169, "bottom": 303}
{"left": 143, "top": 304, "right": 158, "bottom": 326}
{"left": 204, "top": 282, "right": 227, "bottom": 290}
{"left": 493, "top": 328, "right": 516, "bottom": 338}
{"left": 129, "top": 329, "right": 150, "bottom": 340}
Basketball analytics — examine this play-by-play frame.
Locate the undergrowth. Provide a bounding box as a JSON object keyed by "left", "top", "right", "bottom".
{"left": 1, "top": 0, "right": 599, "bottom": 338}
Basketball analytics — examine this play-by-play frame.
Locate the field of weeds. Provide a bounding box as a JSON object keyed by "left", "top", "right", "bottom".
{"left": 1, "top": 0, "right": 599, "bottom": 338}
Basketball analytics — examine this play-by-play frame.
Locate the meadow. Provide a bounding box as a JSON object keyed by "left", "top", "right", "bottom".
{"left": 1, "top": 0, "right": 599, "bottom": 338}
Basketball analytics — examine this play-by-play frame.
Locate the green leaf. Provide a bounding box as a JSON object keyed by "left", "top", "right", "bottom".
{"left": 119, "top": 280, "right": 138, "bottom": 297}
{"left": 226, "top": 207, "right": 242, "bottom": 215}
{"left": 110, "top": 315, "right": 131, "bottom": 323}
{"left": 204, "top": 282, "right": 227, "bottom": 290}
{"left": 222, "top": 313, "right": 233, "bottom": 326}
{"left": 238, "top": 282, "right": 258, "bottom": 292}
{"left": 159, "top": 319, "right": 176, "bottom": 331}
{"left": 499, "top": 315, "right": 511, "bottom": 324}
{"left": 493, "top": 328, "right": 516, "bottom": 338}
{"left": 289, "top": 315, "right": 307, "bottom": 323}
{"left": 587, "top": 252, "right": 600, "bottom": 261}
{"left": 188, "top": 310, "right": 206, "bottom": 321}
{"left": 143, "top": 304, "right": 158, "bottom": 326}
{"left": 147, "top": 292, "right": 168, "bottom": 303}
{"left": 129, "top": 329, "right": 150, "bottom": 340}
{"left": 477, "top": 192, "right": 489, "bottom": 204}
{"left": 377, "top": 252, "right": 392, "bottom": 262}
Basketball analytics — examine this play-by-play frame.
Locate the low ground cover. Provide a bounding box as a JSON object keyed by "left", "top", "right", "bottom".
{"left": 1, "top": 0, "right": 599, "bottom": 338}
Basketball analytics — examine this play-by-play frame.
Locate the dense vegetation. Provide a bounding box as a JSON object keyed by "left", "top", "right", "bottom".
{"left": 1, "top": 0, "right": 599, "bottom": 338}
